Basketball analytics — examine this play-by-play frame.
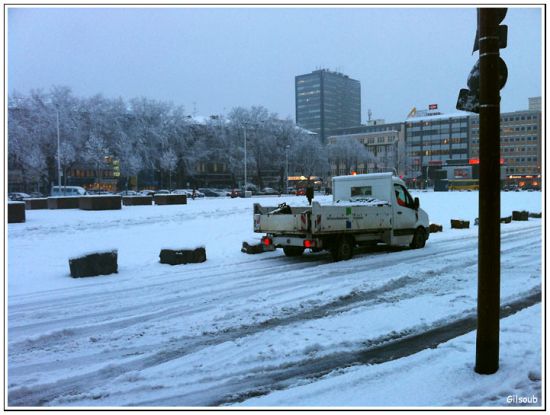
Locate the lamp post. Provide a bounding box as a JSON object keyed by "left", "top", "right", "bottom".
{"left": 56, "top": 109, "right": 62, "bottom": 188}
{"left": 285, "top": 145, "right": 290, "bottom": 194}
{"left": 243, "top": 125, "right": 247, "bottom": 191}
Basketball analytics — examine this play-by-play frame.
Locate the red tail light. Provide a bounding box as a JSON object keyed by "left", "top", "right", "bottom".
{"left": 262, "top": 236, "right": 272, "bottom": 247}
{"left": 303, "top": 239, "right": 315, "bottom": 248}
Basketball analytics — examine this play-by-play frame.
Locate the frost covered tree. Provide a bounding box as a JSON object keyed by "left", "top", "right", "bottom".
{"left": 328, "top": 137, "right": 377, "bottom": 175}
{"left": 83, "top": 134, "right": 110, "bottom": 191}
{"left": 160, "top": 148, "right": 178, "bottom": 189}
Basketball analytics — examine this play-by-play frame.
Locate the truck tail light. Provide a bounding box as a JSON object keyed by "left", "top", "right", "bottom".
{"left": 261, "top": 236, "right": 272, "bottom": 247}
{"left": 303, "top": 239, "right": 316, "bottom": 248}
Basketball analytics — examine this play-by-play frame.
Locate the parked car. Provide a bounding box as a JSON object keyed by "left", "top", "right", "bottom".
{"left": 230, "top": 189, "right": 242, "bottom": 198}
{"left": 261, "top": 187, "right": 279, "bottom": 195}
{"left": 8, "top": 192, "right": 31, "bottom": 201}
{"left": 29, "top": 192, "right": 44, "bottom": 198}
{"left": 155, "top": 189, "right": 171, "bottom": 195}
{"left": 296, "top": 188, "right": 306, "bottom": 196}
{"left": 51, "top": 186, "right": 87, "bottom": 196}
{"left": 118, "top": 190, "right": 138, "bottom": 196}
{"left": 139, "top": 189, "right": 156, "bottom": 196}
{"left": 172, "top": 189, "right": 192, "bottom": 196}
{"left": 198, "top": 188, "right": 221, "bottom": 197}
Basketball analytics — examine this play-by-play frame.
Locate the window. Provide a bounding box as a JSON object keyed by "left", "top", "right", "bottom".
{"left": 394, "top": 184, "right": 414, "bottom": 208}
{"left": 351, "top": 186, "right": 372, "bottom": 197}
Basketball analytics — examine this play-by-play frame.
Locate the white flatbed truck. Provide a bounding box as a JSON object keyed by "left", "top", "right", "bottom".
{"left": 253, "top": 172, "right": 430, "bottom": 261}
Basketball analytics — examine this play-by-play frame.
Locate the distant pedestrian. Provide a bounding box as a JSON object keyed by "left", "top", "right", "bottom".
{"left": 192, "top": 188, "right": 196, "bottom": 200}
{"left": 306, "top": 186, "right": 314, "bottom": 205}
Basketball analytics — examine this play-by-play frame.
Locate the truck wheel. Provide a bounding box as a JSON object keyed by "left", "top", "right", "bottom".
{"left": 330, "top": 236, "right": 354, "bottom": 261}
{"left": 283, "top": 246, "right": 305, "bottom": 257}
{"left": 410, "top": 228, "right": 426, "bottom": 249}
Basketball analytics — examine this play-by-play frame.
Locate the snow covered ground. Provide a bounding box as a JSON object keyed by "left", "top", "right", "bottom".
{"left": 6, "top": 190, "right": 543, "bottom": 408}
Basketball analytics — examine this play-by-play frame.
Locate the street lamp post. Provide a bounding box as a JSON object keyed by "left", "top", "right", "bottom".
{"left": 56, "top": 109, "right": 62, "bottom": 188}
{"left": 285, "top": 145, "right": 290, "bottom": 194}
{"left": 243, "top": 126, "right": 247, "bottom": 191}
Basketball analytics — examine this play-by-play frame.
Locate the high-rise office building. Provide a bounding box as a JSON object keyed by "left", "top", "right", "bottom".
{"left": 295, "top": 69, "right": 361, "bottom": 143}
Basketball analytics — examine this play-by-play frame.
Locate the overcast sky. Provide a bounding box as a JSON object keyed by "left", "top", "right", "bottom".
{"left": 8, "top": 6, "right": 542, "bottom": 123}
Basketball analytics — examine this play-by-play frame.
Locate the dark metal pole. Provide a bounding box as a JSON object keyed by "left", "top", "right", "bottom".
{"left": 476, "top": 8, "right": 501, "bottom": 374}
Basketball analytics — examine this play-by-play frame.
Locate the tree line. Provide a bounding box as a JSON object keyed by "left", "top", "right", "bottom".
{"left": 8, "top": 86, "right": 379, "bottom": 192}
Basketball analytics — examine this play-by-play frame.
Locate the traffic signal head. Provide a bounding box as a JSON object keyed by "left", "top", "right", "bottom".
{"left": 456, "top": 8, "right": 508, "bottom": 113}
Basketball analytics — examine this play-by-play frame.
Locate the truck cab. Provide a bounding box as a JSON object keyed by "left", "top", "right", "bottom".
{"left": 331, "top": 173, "right": 429, "bottom": 248}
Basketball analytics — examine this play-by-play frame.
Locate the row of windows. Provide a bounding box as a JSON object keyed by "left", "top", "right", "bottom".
{"left": 410, "top": 144, "right": 468, "bottom": 152}
{"left": 471, "top": 136, "right": 538, "bottom": 145}
{"left": 506, "top": 157, "right": 538, "bottom": 164}
{"left": 408, "top": 149, "right": 469, "bottom": 157}
{"left": 407, "top": 119, "right": 468, "bottom": 128}
{"left": 71, "top": 169, "right": 115, "bottom": 178}
{"left": 409, "top": 137, "right": 466, "bottom": 145}
{"left": 472, "top": 125, "right": 538, "bottom": 135}
{"left": 471, "top": 114, "right": 539, "bottom": 125}
{"left": 506, "top": 167, "right": 540, "bottom": 174}
{"left": 502, "top": 147, "right": 538, "bottom": 153}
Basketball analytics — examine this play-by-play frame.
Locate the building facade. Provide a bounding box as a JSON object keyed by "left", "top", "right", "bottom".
{"left": 405, "top": 113, "right": 470, "bottom": 179}
{"left": 327, "top": 121, "right": 406, "bottom": 177}
{"left": 469, "top": 108, "right": 542, "bottom": 186}
{"left": 295, "top": 69, "right": 361, "bottom": 143}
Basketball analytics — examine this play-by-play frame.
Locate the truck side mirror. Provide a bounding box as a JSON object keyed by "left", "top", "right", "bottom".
{"left": 414, "top": 197, "right": 420, "bottom": 210}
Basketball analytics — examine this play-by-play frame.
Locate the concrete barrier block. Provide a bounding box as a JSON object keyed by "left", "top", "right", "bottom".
{"left": 428, "top": 223, "right": 443, "bottom": 233}
{"left": 48, "top": 197, "right": 80, "bottom": 209}
{"left": 25, "top": 198, "right": 48, "bottom": 210}
{"left": 8, "top": 202, "right": 26, "bottom": 223}
{"left": 154, "top": 194, "right": 187, "bottom": 205}
{"left": 451, "top": 219, "right": 470, "bottom": 229}
{"left": 512, "top": 211, "right": 529, "bottom": 221}
{"left": 69, "top": 250, "right": 118, "bottom": 278}
{"left": 159, "top": 247, "right": 206, "bottom": 265}
{"left": 122, "top": 196, "right": 153, "bottom": 206}
{"left": 79, "top": 196, "right": 122, "bottom": 210}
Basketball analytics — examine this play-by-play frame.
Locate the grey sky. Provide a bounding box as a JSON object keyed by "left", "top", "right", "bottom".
{"left": 8, "top": 6, "right": 542, "bottom": 123}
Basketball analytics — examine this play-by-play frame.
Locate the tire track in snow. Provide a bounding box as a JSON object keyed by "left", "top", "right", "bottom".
{"left": 7, "top": 229, "right": 540, "bottom": 406}
{"left": 144, "top": 290, "right": 542, "bottom": 407}
{"left": 8, "top": 225, "right": 537, "bottom": 353}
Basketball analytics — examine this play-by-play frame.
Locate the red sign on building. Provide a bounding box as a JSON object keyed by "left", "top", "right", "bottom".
{"left": 429, "top": 104, "right": 438, "bottom": 110}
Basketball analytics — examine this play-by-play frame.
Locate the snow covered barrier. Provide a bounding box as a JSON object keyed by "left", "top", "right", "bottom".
{"left": 529, "top": 212, "right": 542, "bottom": 218}
{"left": 241, "top": 240, "right": 275, "bottom": 254}
{"left": 500, "top": 216, "right": 512, "bottom": 224}
{"left": 69, "top": 250, "right": 118, "bottom": 278}
{"left": 122, "top": 196, "right": 153, "bottom": 206}
{"left": 512, "top": 211, "right": 529, "bottom": 221}
{"left": 8, "top": 202, "right": 26, "bottom": 223}
{"left": 79, "top": 195, "right": 122, "bottom": 211}
{"left": 154, "top": 194, "right": 187, "bottom": 205}
{"left": 159, "top": 247, "right": 206, "bottom": 265}
{"left": 25, "top": 198, "right": 48, "bottom": 210}
{"left": 451, "top": 219, "right": 470, "bottom": 229}
{"left": 428, "top": 223, "right": 443, "bottom": 233}
{"left": 47, "top": 196, "right": 80, "bottom": 209}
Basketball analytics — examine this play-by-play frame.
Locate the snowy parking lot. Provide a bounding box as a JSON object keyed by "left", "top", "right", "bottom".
{"left": 7, "top": 190, "right": 542, "bottom": 408}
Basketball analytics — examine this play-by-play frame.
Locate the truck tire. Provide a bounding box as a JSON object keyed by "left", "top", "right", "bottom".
{"left": 330, "top": 236, "right": 354, "bottom": 261}
{"left": 410, "top": 227, "right": 427, "bottom": 249}
{"left": 283, "top": 246, "right": 305, "bottom": 257}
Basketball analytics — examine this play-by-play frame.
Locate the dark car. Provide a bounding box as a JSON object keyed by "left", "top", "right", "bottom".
{"left": 8, "top": 192, "right": 31, "bottom": 201}
{"left": 198, "top": 188, "right": 221, "bottom": 197}
{"left": 296, "top": 188, "right": 306, "bottom": 196}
